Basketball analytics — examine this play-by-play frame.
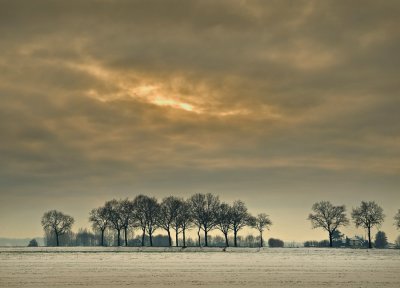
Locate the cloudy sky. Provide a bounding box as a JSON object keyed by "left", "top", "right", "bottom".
{"left": 1, "top": 0, "right": 399, "bottom": 242}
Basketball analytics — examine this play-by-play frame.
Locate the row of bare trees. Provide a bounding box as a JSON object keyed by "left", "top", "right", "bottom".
{"left": 88, "top": 194, "right": 272, "bottom": 247}
{"left": 308, "top": 201, "right": 399, "bottom": 248}
{"left": 41, "top": 198, "right": 400, "bottom": 248}
{"left": 41, "top": 193, "right": 272, "bottom": 247}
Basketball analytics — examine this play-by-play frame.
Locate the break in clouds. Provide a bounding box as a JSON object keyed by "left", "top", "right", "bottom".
{"left": 0, "top": 0, "right": 399, "bottom": 240}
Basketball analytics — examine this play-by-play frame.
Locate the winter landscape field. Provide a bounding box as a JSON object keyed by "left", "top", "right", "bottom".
{"left": 1, "top": 247, "right": 399, "bottom": 288}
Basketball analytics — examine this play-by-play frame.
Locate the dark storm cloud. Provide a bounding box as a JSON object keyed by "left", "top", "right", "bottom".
{"left": 0, "top": 0, "right": 399, "bottom": 239}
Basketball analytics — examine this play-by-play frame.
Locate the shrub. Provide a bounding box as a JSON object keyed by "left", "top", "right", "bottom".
{"left": 374, "top": 231, "right": 388, "bottom": 249}
{"left": 28, "top": 239, "right": 38, "bottom": 247}
{"left": 268, "top": 238, "right": 284, "bottom": 247}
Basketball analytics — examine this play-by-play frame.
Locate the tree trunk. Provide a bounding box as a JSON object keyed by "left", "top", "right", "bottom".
{"left": 175, "top": 227, "right": 179, "bottom": 247}
{"left": 197, "top": 227, "right": 201, "bottom": 247}
{"left": 141, "top": 229, "right": 146, "bottom": 246}
{"left": 329, "top": 231, "right": 333, "bottom": 247}
{"left": 183, "top": 229, "right": 186, "bottom": 247}
{"left": 260, "top": 231, "right": 263, "bottom": 247}
{"left": 224, "top": 232, "right": 229, "bottom": 247}
{"left": 101, "top": 229, "right": 104, "bottom": 246}
{"left": 117, "top": 229, "right": 121, "bottom": 246}
{"left": 234, "top": 229, "right": 238, "bottom": 247}
{"left": 124, "top": 227, "right": 128, "bottom": 246}
{"left": 149, "top": 232, "right": 153, "bottom": 247}
{"left": 368, "top": 227, "right": 372, "bottom": 249}
{"left": 167, "top": 229, "right": 171, "bottom": 246}
{"left": 204, "top": 230, "right": 208, "bottom": 247}
{"left": 55, "top": 231, "right": 59, "bottom": 247}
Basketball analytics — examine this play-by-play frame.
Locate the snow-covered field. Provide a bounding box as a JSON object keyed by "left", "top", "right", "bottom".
{"left": 1, "top": 247, "right": 399, "bottom": 287}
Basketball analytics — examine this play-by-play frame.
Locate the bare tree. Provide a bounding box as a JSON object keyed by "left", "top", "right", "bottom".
{"left": 231, "top": 200, "right": 251, "bottom": 247}
{"left": 104, "top": 199, "right": 124, "bottom": 246}
{"left": 251, "top": 213, "right": 272, "bottom": 247}
{"left": 164, "top": 197, "right": 187, "bottom": 247}
{"left": 216, "top": 203, "right": 233, "bottom": 247}
{"left": 89, "top": 206, "right": 109, "bottom": 246}
{"left": 119, "top": 199, "right": 135, "bottom": 246}
{"left": 190, "top": 193, "right": 205, "bottom": 247}
{"left": 174, "top": 200, "right": 193, "bottom": 247}
{"left": 352, "top": 201, "right": 385, "bottom": 248}
{"left": 308, "top": 201, "right": 349, "bottom": 247}
{"left": 190, "top": 193, "right": 220, "bottom": 247}
{"left": 159, "top": 196, "right": 181, "bottom": 246}
{"left": 132, "top": 195, "right": 160, "bottom": 246}
{"left": 132, "top": 195, "right": 148, "bottom": 246}
{"left": 394, "top": 209, "right": 400, "bottom": 229}
{"left": 41, "top": 210, "right": 74, "bottom": 247}
{"left": 144, "top": 196, "right": 160, "bottom": 246}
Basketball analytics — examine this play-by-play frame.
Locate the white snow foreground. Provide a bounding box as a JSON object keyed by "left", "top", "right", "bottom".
{"left": 1, "top": 247, "right": 399, "bottom": 287}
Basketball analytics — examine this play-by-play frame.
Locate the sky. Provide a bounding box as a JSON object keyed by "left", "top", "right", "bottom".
{"left": 0, "top": 0, "right": 399, "bottom": 242}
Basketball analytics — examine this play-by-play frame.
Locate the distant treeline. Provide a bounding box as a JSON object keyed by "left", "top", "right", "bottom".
{"left": 42, "top": 193, "right": 272, "bottom": 248}
{"left": 44, "top": 228, "right": 285, "bottom": 248}
{"left": 41, "top": 196, "right": 400, "bottom": 249}
{"left": 0, "top": 237, "right": 44, "bottom": 247}
{"left": 304, "top": 230, "right": 393, "bottom": 249}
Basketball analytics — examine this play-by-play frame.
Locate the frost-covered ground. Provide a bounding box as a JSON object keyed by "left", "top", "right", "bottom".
{"left": 1, "top": 247, "right": 399, "bottom": 287}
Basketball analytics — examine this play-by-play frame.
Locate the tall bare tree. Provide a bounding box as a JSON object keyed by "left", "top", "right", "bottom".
{"left": 41, "top": 210, "right": 74, "bottom": 247}
{"left": 144, "top": 196, "right": 160, "bottom": 246}
{"left": 165, "top": 197, "right": 187, "bottom": 247}
{"left": 190, "top": 193, "right": 205, "bottom": 247}
{"left": 394, "top": 209, "right": 400, "bottom": 229}
{"left": 308, "top": 201, "right": 349, "bottom": 247}
{"left": 216, "top": 203, "right": 233, "bottom": 247}
{"left": 251, "top": 213, "right": 272, "bottom": 248}
{"left": 159, "top": 196, "right": 181, "bottom": 246}
{"left": 231, "top": 200, "right": 251, "bottom": 247}
{"left": 190, "top": 193, "right": 220, "bottom": 247}
{"left": 352, "top": 201, "right": 385, "bottom": 248}
{"left": 119, "top": 199, "right": 135, "bottom": 246}
{"left": 89, "top": 206, "right": 109, "bottom": 246}
{"left": 104, "top": 199, "right": 124, "bottom": 246}
{"left": 132, "top": 195, "right": 148, "bottom": 246}
{"left": 174, "top": 200, "right": 193, "bottom": 247}
{"left": 133, "top": 195, "right": 160, "bottom": 246}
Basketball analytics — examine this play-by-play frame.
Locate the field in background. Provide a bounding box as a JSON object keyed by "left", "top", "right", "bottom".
{"left": 1, "top": 247, "right": 400, "bottom": 287}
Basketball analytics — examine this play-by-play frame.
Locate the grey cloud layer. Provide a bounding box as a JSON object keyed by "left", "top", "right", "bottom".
{"left": 0, "top": 0, "right": 399, "bottom": 239}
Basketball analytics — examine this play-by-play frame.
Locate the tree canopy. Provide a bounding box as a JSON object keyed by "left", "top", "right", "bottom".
{"left": 308, "top": 201, "right": 349, "bottom": 247}
{"left": 41, "top": 210, "right": 74, "bottom": 246}
{"left": 352, "top": 201, "right": 385, "bottom": 249}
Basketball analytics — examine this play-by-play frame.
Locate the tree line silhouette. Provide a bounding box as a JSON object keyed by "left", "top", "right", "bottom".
{"left": 308, "top": 201, "right": 400, "bottom": 248}
{"left": 42, "top": 193, "right": 272, "bottom": 247}
{"left": 41, "top": 196, "right": 400, "bottom": 248}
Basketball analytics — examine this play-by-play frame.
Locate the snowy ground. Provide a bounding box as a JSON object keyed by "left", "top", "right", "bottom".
{"left": 1, "top": 247, "right": 399, "bottom": 287}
